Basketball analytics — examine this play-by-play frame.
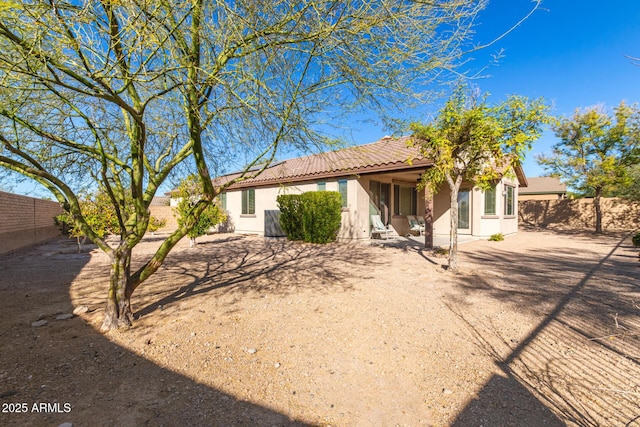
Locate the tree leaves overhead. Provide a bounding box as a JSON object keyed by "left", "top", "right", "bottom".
{"left": 0, "top": 0, "right": 490, "bottom": 329}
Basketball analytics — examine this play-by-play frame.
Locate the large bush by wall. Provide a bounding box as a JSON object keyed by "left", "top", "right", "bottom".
{"left": 0, "top": 191, "right": 63, "bottom": 254}
{"left": 519, "top": 198, "right": 640, "bottom": 231}
{"left": 277, "top": 192, "right": 342, "bottom": 243}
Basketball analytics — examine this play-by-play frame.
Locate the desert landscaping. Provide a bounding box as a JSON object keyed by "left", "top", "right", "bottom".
{"left": 0, "top": 227, "right": 638, "bottom": 426}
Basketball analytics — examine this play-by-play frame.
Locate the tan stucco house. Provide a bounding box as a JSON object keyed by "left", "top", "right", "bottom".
{"left": 214, "top": 136, "right": 526, "bottom": 247}
{"left": 518, "top": 176, "right": 567, "bottom": 201}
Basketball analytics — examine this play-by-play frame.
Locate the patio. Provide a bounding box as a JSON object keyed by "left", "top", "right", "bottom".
{"left": 369, "top": 233, "right": 482, "bottom": 249}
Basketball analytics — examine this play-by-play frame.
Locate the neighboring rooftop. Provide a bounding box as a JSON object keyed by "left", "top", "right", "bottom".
{"left": 519, "top": 177, "right": 567, "bottom": 195}
{"left": 217, "top": 136, "right": 432, "bottom": 189}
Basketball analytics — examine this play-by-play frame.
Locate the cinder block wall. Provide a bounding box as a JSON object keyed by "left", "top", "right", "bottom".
{"left": 0, "top": 191, "right": 63, "bottom": 254}
{"left": 519, "top": 198, "right": 640, "bottom": 231}
{"left": 149, "top": 205, "right": 178, "bottom": 231}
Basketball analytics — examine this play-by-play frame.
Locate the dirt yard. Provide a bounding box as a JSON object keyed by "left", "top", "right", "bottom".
{"left": 0, "top": 228, "right": 638, "bottom": 426}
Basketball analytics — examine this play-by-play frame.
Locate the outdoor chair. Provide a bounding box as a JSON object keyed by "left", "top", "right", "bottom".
{"left": 371, "top": 214, "right": 397, "bottom": 240}
{"left": 406, "top": 215, "right": 425, "bottom": 236}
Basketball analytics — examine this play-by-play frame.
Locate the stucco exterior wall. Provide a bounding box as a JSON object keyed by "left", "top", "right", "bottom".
{"left": 225, "top": 178, "right": 365, "bottom": 238}
{"left": 432, "top": 175, "right": 520, "bottom": 238}
{"left": 0, "top": 191, "right": 63, "bottom": 254}
{"left": 519, "top": 193, "right": 565, "bottom": 201}
{"left": 222, "top": 170, "right": 523, "bottom": 240}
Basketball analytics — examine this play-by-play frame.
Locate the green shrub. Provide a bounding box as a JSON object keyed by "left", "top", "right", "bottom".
{"left": 147, "top": 217, "right": 167, "bottom": 234}
{"left": 277, "top": 194, "right": 305, "bottom": 241}
{"left": 488, "top": 232, "right": 504, "bottom": 242}
{"left": 277, "top": 191, "right": 342, "bottom": 244}
{"left": 632, "top": 231, "right": 640, "bottom": 247}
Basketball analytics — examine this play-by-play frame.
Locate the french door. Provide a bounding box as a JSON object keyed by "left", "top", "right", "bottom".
{"left": 457, "top": 190, "right": 471, "bottom": 234}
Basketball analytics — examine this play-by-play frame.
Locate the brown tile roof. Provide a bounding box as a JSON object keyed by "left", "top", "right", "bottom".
{"left": 218, "top": 136, "right": 432, "bottom": 189}
{"left": 519, "top": 177, "right": 567, "bottom": 194}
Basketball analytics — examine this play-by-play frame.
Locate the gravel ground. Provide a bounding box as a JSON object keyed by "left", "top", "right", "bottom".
{"left": 0, "top": 228, "right": 638, "bottom": 426}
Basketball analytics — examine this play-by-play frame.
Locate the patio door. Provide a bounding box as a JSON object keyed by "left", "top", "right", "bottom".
{"left": 369, "top": 181, "right": 391, "bottom": 224}
{"left": 457, "top": 190, "right": 471, "bottom": 234}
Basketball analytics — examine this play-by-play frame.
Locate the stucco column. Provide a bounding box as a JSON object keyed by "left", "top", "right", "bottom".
{"left": 424, "top": 186, "right": 434, "bottom": 248}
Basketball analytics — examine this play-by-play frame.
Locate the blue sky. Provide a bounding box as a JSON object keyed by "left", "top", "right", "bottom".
{"left": 464, "top": 0, "right": 640, "bottom": 177}
{"left": 9, "top": 0, "right": 640, "bottom": 196}
{"left": 329, "top": 0, "right": 640, "bottom": 179}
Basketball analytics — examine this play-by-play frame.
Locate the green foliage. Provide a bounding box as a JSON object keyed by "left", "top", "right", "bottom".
{"left": 277, "top": 191, "right": 342, "bottom": 244}
{"left": 538, "top": 102, "right": 640, "bottom": 197}
{"left": 175, "top": 176, "right": 226, "bottom": 241}
{"left": 277, "top": 194, "right": 305, "bottom": 241}
{"left": 0, "top": 0, "right": 513, "bottom": 328}
{"left": 488, "top": 233, "right": 504, "bottom": 241}
{"left": 611, "top": 164, "right": 640, "bottom": 201}
{"left": 147, "top": 217, "right": 167, "bottom": 234}
{"left": 434, "top": 247, "right": 449, "bottom": 256}
{"left": 410, "top": 85, "right": 549, "bottom": 271}
{"left": 411, "top": 86, "right": 550, "bottom": 192}
{"left": 56, "top": 192, "right": 128, "bottom": 240}
{"left": 632, "top": 232, "right": 640, "bottom": 247}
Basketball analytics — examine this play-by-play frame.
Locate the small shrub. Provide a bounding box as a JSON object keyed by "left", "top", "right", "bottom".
{"left": 632, "top": 231, "right": 640, "bottom": 247}
{"left": 277, "top": 194, "right": 305, "bottom": 241}
{"left": 434, "top": 247, "right": 449, "bottom": 256}
{"left": 147, "top": 217, "right": 167, "bottom": 234}
{"left": 277, "top": 191, "right": 342, "bottom": 244}
{"left": 488, "top": 233, "right": 504, "bottom": 242}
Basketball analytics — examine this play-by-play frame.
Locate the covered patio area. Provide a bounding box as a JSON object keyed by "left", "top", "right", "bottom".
{"left": 369, "top": 233, "right": 482, "bottom": 249}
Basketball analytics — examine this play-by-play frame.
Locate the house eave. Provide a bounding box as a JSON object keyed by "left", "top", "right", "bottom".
{"left": 225, "top": 159, "right": 433, "bottom": 190}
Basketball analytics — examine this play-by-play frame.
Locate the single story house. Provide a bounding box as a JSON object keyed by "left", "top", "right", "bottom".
{"left": 214, "top": 136, "right": 526, "bottom": 247}
{"left": 518, "top": 176, "right": 567, "bottom": 201}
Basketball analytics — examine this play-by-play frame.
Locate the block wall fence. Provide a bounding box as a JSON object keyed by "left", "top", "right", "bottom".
{"left": 0, "top": 191, "right": 63, "bottom": 255}
{"left": 519, "top": 198, "right": 640, "bottom": 231}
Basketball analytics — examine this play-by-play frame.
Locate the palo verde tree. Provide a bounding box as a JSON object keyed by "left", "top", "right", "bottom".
{"left": 411, "top": 87, "right": 549, "bottom": 272}
{"left": 0, "top": 1, "right": 502, "bottom": 330}
{"left": 538, "top": 102, "right": 640, "bottom": 233}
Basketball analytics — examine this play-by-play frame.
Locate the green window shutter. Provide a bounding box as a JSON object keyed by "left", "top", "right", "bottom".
{"left": 338, "top": 180, "right": 348, "bottom": 208}
{"left": 220, "top": 192, "right": 227, "bottom": 211}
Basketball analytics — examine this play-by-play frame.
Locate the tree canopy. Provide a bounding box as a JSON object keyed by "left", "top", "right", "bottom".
{"left": 0, "top": 0, "right": 491, "bottom": 330}
{"left": 411, "top": 87, "right": 549, "bottom": 271}
{"left": 538, "top": 102, "right": 640, "bottom": 233}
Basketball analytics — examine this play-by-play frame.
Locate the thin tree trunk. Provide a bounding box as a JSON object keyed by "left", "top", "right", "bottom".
{"left": 594, "top": 187, "right": 603, "bottom": 234}
{"left": 447, "top": 174, "right": 463, "bottom": 272}
{"left": 449, "top": 185, "right": 459, "bottom": 271}
{"left": 101, "top": 246, "right": 134, "bottom": 332}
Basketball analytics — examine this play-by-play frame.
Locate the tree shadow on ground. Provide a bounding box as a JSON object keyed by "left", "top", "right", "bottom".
{"left": 0, "top": 238, "right": 312, "bottom": 426}
{"left": 449, "top": 231, "right": 640, "bottom": 426}
{"left": 127, "top": 235, "right": 377, "bottom": 319}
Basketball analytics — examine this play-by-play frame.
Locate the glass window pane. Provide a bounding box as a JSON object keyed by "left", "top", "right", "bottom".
{"left": 484, "top": 186, "right": 496, "bottom": 215}
{"left": 458, "top": 191, "right": 470, "bottom": 229}
{"left": 242, "top": 189, "right": 255, "bottom": 214}
{"left": 504, "top": 186, "right": 514, "bottom": 216}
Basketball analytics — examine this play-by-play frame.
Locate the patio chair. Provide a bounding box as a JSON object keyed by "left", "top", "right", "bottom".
{"left": 371, "top": 214, "right": 397, "bottom": 240}
{"left": 407, "top": 215, "right": 425, "bottom": 236}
